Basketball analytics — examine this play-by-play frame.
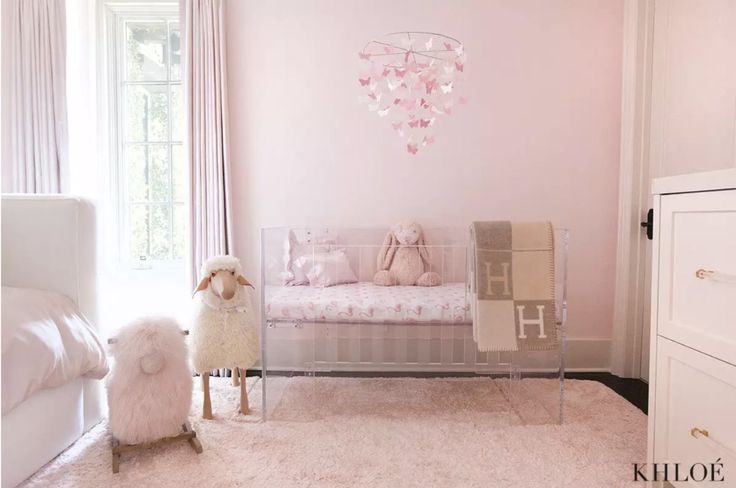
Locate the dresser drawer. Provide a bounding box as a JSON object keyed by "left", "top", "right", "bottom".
{"left": 656, "top": 189, "right": 736, "bottom": 366}
{"left": 653, "top": 337, "right": 736, "bottom": 484}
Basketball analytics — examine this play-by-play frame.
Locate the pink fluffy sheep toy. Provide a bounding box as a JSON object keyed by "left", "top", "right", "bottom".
{"left": 192, "top": 255, "right": 258, "bottom": 419}
{"left": 106, "top": 317, "right": 193, "bottom": 445}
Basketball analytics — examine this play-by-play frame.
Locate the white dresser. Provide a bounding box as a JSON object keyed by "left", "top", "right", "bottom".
{"left": 648, "top": 169, "right": 736, "bottom": 485}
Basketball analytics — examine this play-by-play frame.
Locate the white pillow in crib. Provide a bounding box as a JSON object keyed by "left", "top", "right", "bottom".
{"left": 282, "top": 230, "right": 333, "bottom": 286}
{"left": 303, "top": 248, "right": 358, "bottom": 287}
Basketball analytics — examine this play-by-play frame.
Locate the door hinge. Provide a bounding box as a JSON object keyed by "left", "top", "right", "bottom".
{"left": 640, "top": 208, "right": 653, "bottom": 240}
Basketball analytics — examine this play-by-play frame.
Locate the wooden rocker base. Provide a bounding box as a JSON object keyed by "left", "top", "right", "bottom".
{"left": 111, "top": 422, "right": 203, "bottom": 473}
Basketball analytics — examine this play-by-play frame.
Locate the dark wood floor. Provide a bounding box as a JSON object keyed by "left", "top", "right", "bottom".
{"left": 567, "top": 372, "right": 648, "bottom": 414}
{"left": 248, "top": 369, "right": 649, "bottom": 414}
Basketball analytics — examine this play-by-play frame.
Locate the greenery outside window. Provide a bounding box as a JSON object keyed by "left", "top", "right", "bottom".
{"left": 107, "top": 3, "right": 184, "bottom": 268}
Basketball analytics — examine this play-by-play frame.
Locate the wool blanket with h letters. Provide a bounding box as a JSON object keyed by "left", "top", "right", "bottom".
{"left": 469, "top": 221, "right": 558, "bottom": 351}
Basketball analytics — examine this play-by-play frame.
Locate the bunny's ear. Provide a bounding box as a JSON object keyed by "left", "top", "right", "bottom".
{"left": 417, "top": 229, "right": 431, "bottom": 268}
{"left": 376, "top": 231, "right": 399, "bottom": 270}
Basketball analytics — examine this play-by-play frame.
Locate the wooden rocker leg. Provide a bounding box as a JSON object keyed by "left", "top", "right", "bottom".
{"left": 202, "top": 372, "right": 213, "bottom": 419}
{"left": 111, "top": 438, "right": 121, "bottom": 474}
{"left": 183, "top": 422, "right": 203, "bottom": 454}
{"left": 239, "top": 367, "right": 249, "bottom": 415}
{"left": 231, "top": 367, "right": 240, "bottom": 386}
{"left": 111, "top": 425, "right": 203, "bottom": 473}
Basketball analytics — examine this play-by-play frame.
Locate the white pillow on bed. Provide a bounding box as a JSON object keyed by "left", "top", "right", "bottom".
{"left": 302, "top": 248, "right": 358, "bottom": 287}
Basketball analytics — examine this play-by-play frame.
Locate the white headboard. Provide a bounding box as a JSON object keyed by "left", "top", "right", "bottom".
{"left": 1, "top": 195, "right": 98, "bottom": 325}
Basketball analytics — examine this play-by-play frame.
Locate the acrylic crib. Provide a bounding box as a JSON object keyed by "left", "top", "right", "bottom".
{"left": 259, "top": 227, "right": 569, "bottom": 424}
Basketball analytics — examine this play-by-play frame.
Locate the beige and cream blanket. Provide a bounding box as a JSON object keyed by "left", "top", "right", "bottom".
{"left": 469, "top": 221, "right": 557, "bottom": 351}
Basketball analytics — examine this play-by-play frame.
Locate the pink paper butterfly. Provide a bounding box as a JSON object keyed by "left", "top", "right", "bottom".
{"left": 393, "top": 98, "right": 402, "bottom": 105}
{"left": 358, "top": 52, "right": 371, "bottom": 60}
{"left": 423, "top": 136, "right": 435, "bottom": 146}
{"left": 394, "top": 68, "right": 406, "bottom": 78}
{"left": 455, "top": 62, "right": 464, "bottom": 72}
{"left": 419, "top": 119, "right": 430, "bottom": 128}
{"left": 425, "top": 79, "right": 438, "bottom": 94}
{"left": 408, "top": 119, "right": 419, "bottom": 128}
{"left": 407, "top": 143, "right": 418, "bottom": 155}
{"left": 358, "top": 77, "right": 371, "bottom": 86}
{"left": 444, "top": 42, "right": 452, "bottom": 50}
{"left": 381, "top": 68, "right": 391, "bottom": 77}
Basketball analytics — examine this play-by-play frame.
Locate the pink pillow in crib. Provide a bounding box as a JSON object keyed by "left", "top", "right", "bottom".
{"left": 303, "top": 248, "right": 358, "bottom": 287}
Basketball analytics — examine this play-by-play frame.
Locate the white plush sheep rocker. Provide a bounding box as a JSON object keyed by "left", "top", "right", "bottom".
{"left": 192, "top": 255, "right": 258, "bottom": 419}
{"left": 106, "top": 317, "right": 201, "bottom": 473}
{"left": 374, "top": 220, "right": 442, "bottom": 287}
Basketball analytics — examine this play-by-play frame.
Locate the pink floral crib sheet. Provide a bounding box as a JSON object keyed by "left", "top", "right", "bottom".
{"left": 265, "top": 282, "right": 471, "bottom": 324}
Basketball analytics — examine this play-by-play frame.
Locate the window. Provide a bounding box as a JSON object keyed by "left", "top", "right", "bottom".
{"left": 107, "top": 4, "right": 184, "bottom": 268}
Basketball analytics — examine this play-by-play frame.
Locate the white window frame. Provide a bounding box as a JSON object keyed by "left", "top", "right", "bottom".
{"left": 100, "top": 1, "right": 183, "bottom": 271}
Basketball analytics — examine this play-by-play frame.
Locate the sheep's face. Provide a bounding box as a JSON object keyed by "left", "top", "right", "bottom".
{"left": 210, "top": 269, "right": 238, "bottom": 300}
{"left": 193, "top": 268, "right": 254, "bottom": 300}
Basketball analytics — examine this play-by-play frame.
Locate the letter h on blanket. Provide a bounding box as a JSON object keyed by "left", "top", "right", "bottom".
{"left": 470, "top": 221, "right": 558, "bottom": 352}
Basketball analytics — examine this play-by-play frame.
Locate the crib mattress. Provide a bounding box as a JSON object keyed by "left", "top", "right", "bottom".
{"left": 265, "top": 282, "right": 470, "bottom": 324}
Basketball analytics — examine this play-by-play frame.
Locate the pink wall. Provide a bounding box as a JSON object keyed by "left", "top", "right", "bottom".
{"left": 225, "top": 0, "right": 623, "bottom": 340}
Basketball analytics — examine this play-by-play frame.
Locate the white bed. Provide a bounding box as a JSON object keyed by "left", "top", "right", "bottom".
{"left": 1, "top": 195, "right": 106, "bottom": 488}
{"left": 266, "top": 282, "right": 470, "bottom": 324}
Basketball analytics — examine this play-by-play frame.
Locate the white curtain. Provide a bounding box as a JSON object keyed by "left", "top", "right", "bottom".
{"left": 184, "top": 0, "right": 232, "bottom": 288}
{"left": 10, "top": 0, "right": 68, "bottom": 193}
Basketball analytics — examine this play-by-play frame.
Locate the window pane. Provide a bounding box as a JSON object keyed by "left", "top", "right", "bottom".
{"left": 171, "top": 84, "right": 183, "bottom": 141}
{"left": 130, "top": 204, "right": 149, "bottom": 260}
{"left": 125, "top": 84, "right": 169, "bottom": 142}
{"left": 173, "top": 204, "right": 185, "bottom": 260}
{"left": 169, "top": 22, "right": 181, "bottom": 81}
{"left": 126, "top": 22, "right": 168, "bottom": 81}
{"left": 148, "top": 145, "right": 170, "bottom": 202}
{"left": 149, "top": 205, "right": 171, "bottom": 259}
{"left": 126, "top": 145, "right": 149, "bottom": 202}
{"left": 172, "top": 144, "right": 185, "bottom": 202}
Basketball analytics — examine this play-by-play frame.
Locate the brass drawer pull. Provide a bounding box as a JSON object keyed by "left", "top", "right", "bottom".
{"left": 691, "top": 427, "right": 736, "bottom": 459}
{"left": 695, "top": 269, "right": 736, "bottom": 284}
{"left": 691, "top": 427, "right": 709, "bottom": 438}
{"left": 695, "top": 269, "right": 714, "bottom": 279}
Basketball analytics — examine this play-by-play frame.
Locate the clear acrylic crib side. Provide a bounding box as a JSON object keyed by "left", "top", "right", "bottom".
{"left": 259, "top": 227, "right": 568, "bottom": 424}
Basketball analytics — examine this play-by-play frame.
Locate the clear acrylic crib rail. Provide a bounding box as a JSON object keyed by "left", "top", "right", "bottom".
{"left": 259, "top": 227, "right": 568, "bottom": 425}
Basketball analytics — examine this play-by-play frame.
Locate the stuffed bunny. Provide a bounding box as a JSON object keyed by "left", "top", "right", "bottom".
{"left": 374, "top": 220, "right": 442, "bottom": 287}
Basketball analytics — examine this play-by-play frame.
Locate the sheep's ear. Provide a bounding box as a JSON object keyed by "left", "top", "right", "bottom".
{"left": 237, "top": 275, "right": 255, "bottom": 288}
{"left": 192, "top": 277, "right": 210, "bottom": 297}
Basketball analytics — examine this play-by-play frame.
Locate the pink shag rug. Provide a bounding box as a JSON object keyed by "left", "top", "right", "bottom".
{"left": 20, "top": 377, "right": 646, "bottom": 488}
